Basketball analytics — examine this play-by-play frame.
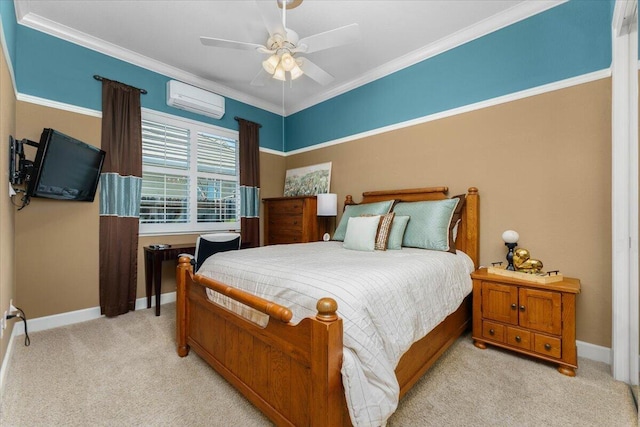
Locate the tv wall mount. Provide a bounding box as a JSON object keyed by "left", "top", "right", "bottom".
{"left": 9, "top": 135, "right": 38, "bottom": 186}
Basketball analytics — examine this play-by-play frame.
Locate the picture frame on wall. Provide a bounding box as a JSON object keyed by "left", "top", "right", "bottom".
{"left": 283, "top": 162, "right": 332, "bottom": 196}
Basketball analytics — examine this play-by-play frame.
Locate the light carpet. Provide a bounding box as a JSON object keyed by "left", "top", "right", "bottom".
{"left": 1, "top": 303, "right": 637, "bottom": 426}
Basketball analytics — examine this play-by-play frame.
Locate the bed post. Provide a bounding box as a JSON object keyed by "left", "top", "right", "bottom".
{"left": 176, "top": 256, "right": 192, "bottom": 357}
{"left": 309, "top": 298, "right": 348, "bottom": 427}
{"left": 464, "top": 187, "right": 480, "bottom": 268}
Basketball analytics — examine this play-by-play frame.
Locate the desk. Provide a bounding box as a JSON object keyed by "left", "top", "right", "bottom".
{"left": 143, "top": 244, "right": 195, "bottom": 316}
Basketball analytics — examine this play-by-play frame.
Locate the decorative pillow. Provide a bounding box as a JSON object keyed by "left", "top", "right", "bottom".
{"left": 332, "top": 200, "right": 395, "bottom": 241}
{"left": 374, "top": 212, "right": 395, "bottom": 251}
{"left": 386, "top": 215, "right": 410, "bottom": 250}
{"left": 343, "top": 215, "right": 381, "bottom": 251}
{"left": 448, "top": 195, "right": 466, "bottom": 251}
{"left": 392, "top": 198, "right": 460, "bottom": 252}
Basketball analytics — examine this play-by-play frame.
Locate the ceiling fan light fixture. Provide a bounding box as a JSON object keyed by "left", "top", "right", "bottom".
{"left": 290, "top": 63, "right": 304, "bottom": 80}
{"left": 272, "top": 64, "right": 286, "bottom": 81}
{"left": 262, "top": 54, "right": 280, "bottom": 74}
{"left": 280, "top": 52, "right": 296, "bottom": 71}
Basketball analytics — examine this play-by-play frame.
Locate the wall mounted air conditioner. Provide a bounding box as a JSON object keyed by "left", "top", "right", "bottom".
{"left": 166, "top": 80, "right": 225, "bottom": 119}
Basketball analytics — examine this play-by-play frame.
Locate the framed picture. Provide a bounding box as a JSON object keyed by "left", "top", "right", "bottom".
{"left": 283, "top": 162, "right": 332, "bottom": 196}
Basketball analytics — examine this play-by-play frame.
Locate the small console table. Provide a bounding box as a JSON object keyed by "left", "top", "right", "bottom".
{"left": 143, "top": 244, "right": 195, "bottom": 316}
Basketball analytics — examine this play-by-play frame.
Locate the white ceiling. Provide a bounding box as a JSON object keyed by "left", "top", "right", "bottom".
{"left": 14, "top": 0, "right": 563, "bottom": 116}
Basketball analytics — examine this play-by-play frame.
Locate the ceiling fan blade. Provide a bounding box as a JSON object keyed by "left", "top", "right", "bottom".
{"left": 297, "top": 23, "right": 360, "bottom": 54}
{"left": 255, "top": 0, "right": 286, "bottom": 37}
{"left": 298, "top": 57, "right": 334, "bottom": 86}
{"left": 250, "top": 69, "right": 270, "bottom": 87}
{"left": 200, "top": 36, "right": 265, "bottom": 51}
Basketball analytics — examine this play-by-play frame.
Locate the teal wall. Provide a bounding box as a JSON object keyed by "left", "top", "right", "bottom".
{"left": 284, "top": 0, "right": 613, "bottom": 152}
{"left": 0, "top": 0, "right": 17, "bottom": 70}
{"left": 1, "top": 0, "right": 613, "bottom": 153}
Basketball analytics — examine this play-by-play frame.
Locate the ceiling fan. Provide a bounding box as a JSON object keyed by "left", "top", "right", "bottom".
{"left": 200, "top": 0, "right": 360, "bottom": 86}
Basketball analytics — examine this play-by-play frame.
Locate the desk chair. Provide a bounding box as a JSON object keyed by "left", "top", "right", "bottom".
{"left": 192, "top": 232, "right": 241, "bottom": 272}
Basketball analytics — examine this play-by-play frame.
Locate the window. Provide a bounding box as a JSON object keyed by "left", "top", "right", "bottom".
{"left": 139, "top": 110, "right": 240, "bottom": 235}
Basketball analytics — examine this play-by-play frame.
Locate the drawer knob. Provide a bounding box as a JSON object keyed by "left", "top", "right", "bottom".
{"left": 511, "top": 303, "right": 517, "bottom": 310}
{"left": 489, "top": 329, "right": 495, "bottom": 336}
{"left": 519, "top": 305, "right": 526, "bottom": 312}
{"left": 544, "top": 343, "right": 552, "bottom": 351}
{"left": 515, "top": 335, "right": 522, "bottom": 343}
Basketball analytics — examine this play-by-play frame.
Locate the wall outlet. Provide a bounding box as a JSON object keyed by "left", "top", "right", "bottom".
{"left": 9, "top": 299, "right": 16, "bottom": 313}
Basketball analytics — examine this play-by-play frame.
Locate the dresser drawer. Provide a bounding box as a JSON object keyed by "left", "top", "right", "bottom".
{"left": 533, "top": 334, "right": 562, "bottom": 359}
{"left": 269, "top": 216, "right": 303, "bottom": 231}
{"left": 268, "top": 229, "right": 304, "bottom": 244}
{"left": 267, "top": 200, "right": 303, "bottom": 215}
{"left": 482, "top": 321, "right": 505, "bottom": 343}
{"left": 506, "top": 327, "right": 531, "bottom": 350}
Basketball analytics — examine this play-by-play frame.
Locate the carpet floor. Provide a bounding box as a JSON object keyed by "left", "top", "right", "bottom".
{"left": 1, "top": 303, "right": 637, "bottom": 426}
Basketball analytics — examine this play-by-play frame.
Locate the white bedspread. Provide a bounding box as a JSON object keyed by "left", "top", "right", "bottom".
{"left": 198, "top": 241, "right": 474, "bottom": 427}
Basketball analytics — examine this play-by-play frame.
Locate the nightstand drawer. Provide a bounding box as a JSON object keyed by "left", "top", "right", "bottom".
{"left": 533, "top": 334, "right": 562, "bottom": 359}
{"left": 482, "top": 321, "right": 505, "bottom": 343}
{"left": 506, "top": 327, "right": 531, "bottom": 350}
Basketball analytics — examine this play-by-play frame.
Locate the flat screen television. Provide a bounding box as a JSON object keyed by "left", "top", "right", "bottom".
{"left": 26, "top": 128, "right": 106, "bottom": 202}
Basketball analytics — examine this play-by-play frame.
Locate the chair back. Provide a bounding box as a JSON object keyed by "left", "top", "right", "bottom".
{"left": 194, "top": 232, "right": 241, "bottom": 272}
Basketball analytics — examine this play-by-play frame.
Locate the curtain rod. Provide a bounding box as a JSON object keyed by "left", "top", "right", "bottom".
{"left": 234, "top": 116, "right": 262, "bottom": 128}
{"left": 93, "top": 75, "right": 147, "bottom": 94}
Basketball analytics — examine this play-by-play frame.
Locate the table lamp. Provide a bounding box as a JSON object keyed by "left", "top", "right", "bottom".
{"left": 502, "top": 230, "right": 519, "bottom": 271}
{"left": 317, "top": 193, "right": 337, "bottom": 241}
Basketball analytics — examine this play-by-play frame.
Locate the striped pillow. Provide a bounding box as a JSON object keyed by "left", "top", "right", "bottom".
{"left": 375, "top": 212, "right": 395, "bottom": 251}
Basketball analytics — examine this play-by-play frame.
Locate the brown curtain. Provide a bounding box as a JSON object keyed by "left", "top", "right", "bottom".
{"left": 235, "top": 117, "right": 261, "bottom": 248}
{"left": 99, "top": 79, "right": 143, "bottom": 317}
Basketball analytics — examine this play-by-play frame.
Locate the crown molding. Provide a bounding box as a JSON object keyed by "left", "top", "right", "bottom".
{"left": 15, "top": 0, "right": 566, "bottom": 117}
{"left": 285, "top": 0, "right": 567, "bottom": 115}
{"left": 15, "top": 8, "right": 283, "bottom": 115}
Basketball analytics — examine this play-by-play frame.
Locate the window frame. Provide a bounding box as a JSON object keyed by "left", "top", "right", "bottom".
{"left": 139, "top": 108, "right": 240, "bottom": 236}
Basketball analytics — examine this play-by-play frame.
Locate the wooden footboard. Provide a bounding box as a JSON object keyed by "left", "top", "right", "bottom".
{"left": 176, "top": 258, "right": 350, "bottom": 426}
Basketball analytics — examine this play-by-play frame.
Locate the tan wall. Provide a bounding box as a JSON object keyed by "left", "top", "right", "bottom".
{"left": 286, "top": 78, "right": 612, "bottom": 347}
{"left": 15, "top": 104, "right": 102, "bottom": 319}
{"left": 0, "top": 44, "right": 16, "bottom": 368}
{"left": 11, "top": 78, "right": 611, "bottom": 348}
{"left": 14, "top": 102, "right": 287, "bottom": 318}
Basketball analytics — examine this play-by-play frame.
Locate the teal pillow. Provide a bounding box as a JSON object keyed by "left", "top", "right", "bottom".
{"left": 392, "top": 199, "right": 460, "bottom": 251}
{"left": 386, "top": 215, "right": 410, "bottom": 250}
{"left": 343, "top": 216, "right": 380, "bottom": 251}
{"left": 332, "top": 200, "right": 394, "bottom": 241}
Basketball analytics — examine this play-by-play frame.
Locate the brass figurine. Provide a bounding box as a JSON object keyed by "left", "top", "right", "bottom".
{"left": 513, "top": 248, "right": 543, "bottom": 273}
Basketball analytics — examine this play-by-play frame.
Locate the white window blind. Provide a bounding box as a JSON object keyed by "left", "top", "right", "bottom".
{"left": 139, "top": 110, "right": 240, "bottom": 235}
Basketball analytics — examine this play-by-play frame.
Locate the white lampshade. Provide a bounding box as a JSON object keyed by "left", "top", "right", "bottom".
{"left": 501, "top": 230, "right": 520, "bottom": 244}
{"left": 262, "top": 54, "right": 280, "bottom": 74}
{"left": 290, "top": 63, "right": 304, "bottom": 80}
{"left": 272, "top": 64, "right": 286, "bottom": 81}
{"left": 317, "top": 193, "right": 337, "bottom": 216}
{"left": 280, "top": 52, "right": 296, "bottom": 71}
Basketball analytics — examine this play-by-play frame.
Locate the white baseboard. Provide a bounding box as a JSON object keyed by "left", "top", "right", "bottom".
{"left": 576, "top": 340, "right": 612, "bottom": 365}
{"left": 9, "top": 292, "right": 177, "bottom": 336}
{"left": 0, "top": 296, "right": 630, "bottom": 399}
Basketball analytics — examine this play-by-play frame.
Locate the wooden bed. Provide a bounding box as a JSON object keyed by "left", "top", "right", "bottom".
{"left": 176, "top": 186, "right": 479, "bottom": 426}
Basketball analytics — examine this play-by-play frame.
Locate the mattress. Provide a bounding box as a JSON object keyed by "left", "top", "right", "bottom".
{"left": 198, "top": 241, "right": 474, "bottom": 427}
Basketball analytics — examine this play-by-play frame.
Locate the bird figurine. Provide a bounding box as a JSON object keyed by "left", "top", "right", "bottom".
{"left": 513, "top": 248, "right": 543, "bottom": 273}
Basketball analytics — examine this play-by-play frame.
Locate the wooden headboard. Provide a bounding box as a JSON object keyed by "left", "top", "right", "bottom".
{"left": 344, "top": 186, "right": 479, "bottom": 267}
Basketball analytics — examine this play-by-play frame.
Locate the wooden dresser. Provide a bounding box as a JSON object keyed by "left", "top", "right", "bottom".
{"left": 263, "top": 196, "right": 326, "bottom": 245}
{"left": 471, "top": 268, "right": 581, "bottom": 376}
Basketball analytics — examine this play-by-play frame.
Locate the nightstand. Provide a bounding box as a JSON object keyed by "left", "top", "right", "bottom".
{"left": 471, "top": 268, "right": 581, "bottom": 376}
